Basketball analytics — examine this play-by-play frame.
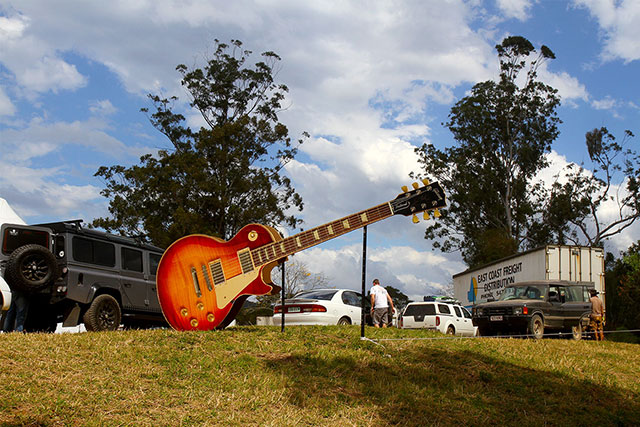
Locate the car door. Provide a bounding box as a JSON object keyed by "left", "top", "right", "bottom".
{"left": 456, "top": 305, "right": 476, "bottom": 336}
{"left": 546, "top": 285, "right": 564, "bottom": 328}
{"left": 341, "top": 291, "right": 361, "bottom": 324}
{"left": 120, "top": 247, "right": 149, "bottom": 310}
{"left": 561, "top": 286, "right": 591, "bottom": 328}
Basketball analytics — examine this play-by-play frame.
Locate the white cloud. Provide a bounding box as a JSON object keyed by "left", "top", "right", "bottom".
{"left": 0, "top": 117, "right": 137, "bottom": 162}
{"left": 573, "top": 0, "right": 640, "bottom": 62}
{"left": 89, "top": 100, "right": 117, "bottom": 116}
{"left": 0, "top": 86, "right": 16, "bottom": 116}
{"left": 496, "top": 0, "right": 536, "bottom": 21}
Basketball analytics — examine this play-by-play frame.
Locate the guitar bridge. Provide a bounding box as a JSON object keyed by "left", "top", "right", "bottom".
{"left": 191, "top": 267, "right": 202, "bottom": 297}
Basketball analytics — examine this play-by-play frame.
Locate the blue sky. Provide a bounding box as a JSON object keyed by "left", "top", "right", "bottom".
{"left": 1, "top": 0, "right": 639, "bottom": 301}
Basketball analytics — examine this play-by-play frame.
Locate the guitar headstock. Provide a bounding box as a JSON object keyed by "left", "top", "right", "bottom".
{"left": 390, "top": 179, "right": 446, "bottom": 222}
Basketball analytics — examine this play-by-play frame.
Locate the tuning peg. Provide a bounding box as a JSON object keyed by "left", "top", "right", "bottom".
{"left": 412, "top": 214, "right": 419, "bottom": 223}
{"left": 433, "top": 208, "right": 441, "bottom": 218}
{"left": 412, "top": 182, "right": 419, "bottom": 190}
{"left": 401, "top": 185, "right": 409, "bottom": 193}
{"left": 421, "top": 178, "right": 430, "bottom": 186}
{"left": 423, "top": 211, "right": 431, "bottom": 220}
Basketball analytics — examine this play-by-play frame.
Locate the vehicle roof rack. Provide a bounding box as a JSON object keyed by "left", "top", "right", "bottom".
{"left": 423, "top": 295, "right": 460, "bottom": 304}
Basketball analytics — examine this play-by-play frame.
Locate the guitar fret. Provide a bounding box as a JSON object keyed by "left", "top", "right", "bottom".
{"left": 250, "top": 200, "right": 409, "bottom": 267}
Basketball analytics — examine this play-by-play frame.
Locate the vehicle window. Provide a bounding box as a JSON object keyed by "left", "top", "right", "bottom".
{"left": 499, "top": 285, "right": 545, "bottom": 300}
{"left": 558, "top": 286, "right": 567, "bottom": 303}
{"left": 72, "top": 237, "right": 115, "bottom": 267}
{"left": 565, "top": 286, "right": 582, "bottom": 302}
{"left": 404, "top": 304, "right": 436, "bottom": 316}
{"left": 583, "top": 287, "right": 590, "bottom": 302}
{"left": 149, "top": 253, "right": 162, "bottom": 275}
{"left": 294, "top": 290, "right": 338, "bottom": 300}
{"left": 341, "top": 291, "right": 360, "bottom": 307}
{"left": 2, "top": 227, "right": 49, "bottom": 255}
{"left": 453, "top": 306, "right": 462, "bottom": 317}
{"left": 461, "top": 307, "right": 472, "bottom": 319}
{"left": 122, "top": 247, "right": 143, "bottom": 272}
{"left": 438, "top": 304, "right": 451, "bottom": 314}
{"left": 548, "top": 285, "right": 560, "bottom": 302}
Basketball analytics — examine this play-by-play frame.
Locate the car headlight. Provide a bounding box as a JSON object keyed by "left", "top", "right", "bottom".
{"left": 513, "top": 306, "right": 528, "bottom": 315}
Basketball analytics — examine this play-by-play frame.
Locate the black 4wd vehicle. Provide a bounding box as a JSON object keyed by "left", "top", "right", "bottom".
{"left": 472, "top": 281, "right": 593, "bottom": 340}
{"left": 1, "top": 220, "right": 167, "bottom": 332}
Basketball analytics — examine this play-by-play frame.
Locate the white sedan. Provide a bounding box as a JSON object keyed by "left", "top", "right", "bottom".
{"left": 273, "top": 289, "right": 368, "bottom": 326}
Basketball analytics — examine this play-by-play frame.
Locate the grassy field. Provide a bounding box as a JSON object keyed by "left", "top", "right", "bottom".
{"left": 1, "top": 326, "right": 638, "bottom": 426}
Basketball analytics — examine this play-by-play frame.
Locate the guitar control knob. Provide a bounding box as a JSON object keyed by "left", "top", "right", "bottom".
{"left": 180, "top": 308, "right": 189, "bottom": 317}
{"left": 190, "top": 318, "right": 199, "bottom": 328}
{"left": 207, "top": 313, "right": 215, "bottom": 323}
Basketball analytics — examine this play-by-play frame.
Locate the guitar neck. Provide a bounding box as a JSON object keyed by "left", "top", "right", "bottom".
{"left": 251, "top": 202, "right": 393, "bottom": 267}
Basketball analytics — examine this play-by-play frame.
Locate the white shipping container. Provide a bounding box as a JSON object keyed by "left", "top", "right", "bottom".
{"left": 453, "top": 246, "right": 605, "bottom": 308}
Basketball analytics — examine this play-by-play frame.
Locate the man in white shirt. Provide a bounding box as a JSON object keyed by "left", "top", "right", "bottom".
{"left": 370, "top": 279, "right": 395, "bottom": 328}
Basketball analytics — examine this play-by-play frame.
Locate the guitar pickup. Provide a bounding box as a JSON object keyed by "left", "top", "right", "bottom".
{"left": 208, "top": 259, "right": 225, "bottom": 287}
{"left": 238, "top": 248, "right": 254, "bottom": 274}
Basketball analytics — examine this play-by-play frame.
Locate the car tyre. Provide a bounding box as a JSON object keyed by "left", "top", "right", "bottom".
{"left": 83, "top": 294, "right": 121, "bottom": 331}
{"left": 337, "top": 317, "right": 351, "bottom": 325}
{"left": 5, "top": 244, "right": 59, "bottom": 293}
{"left": 446, "top": 325, "right": 455, "bottom": 335}
{"left": 528, "top": 314, "right": 544, "bottom": 339}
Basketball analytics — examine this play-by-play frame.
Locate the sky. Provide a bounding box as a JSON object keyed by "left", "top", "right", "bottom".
{"left": 1, "top": 0, "right": 639, "bottom": 302}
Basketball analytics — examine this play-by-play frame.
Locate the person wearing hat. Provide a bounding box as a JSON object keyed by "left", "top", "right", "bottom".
{"left": 589, "top": 289, "right": 604, "bottom": 341}
{"left": 370, "top": 279, "right": 394, "bottom": 328}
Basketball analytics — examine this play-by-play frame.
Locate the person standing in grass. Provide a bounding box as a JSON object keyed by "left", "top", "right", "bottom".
{"left": 370, "top": 279, "right": 394, "bottom": 328}
{"left": 589, "top": 289, "right": 604, "bottom": 341}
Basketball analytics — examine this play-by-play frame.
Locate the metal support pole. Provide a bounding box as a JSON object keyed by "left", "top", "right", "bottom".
{"left": 361, "top": 225, "right": 367, "bottom": 338}
{"left": 280, "top": 261, "right": 286, "bottom": 332}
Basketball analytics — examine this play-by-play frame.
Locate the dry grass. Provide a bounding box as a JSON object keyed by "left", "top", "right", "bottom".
{"left": 1, "top": 326, "right": 638, "bottom": 426}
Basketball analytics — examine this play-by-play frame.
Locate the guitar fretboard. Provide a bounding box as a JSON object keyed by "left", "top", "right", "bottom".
{"left": 250, "top": 202, "right": 393, "bottom": 267}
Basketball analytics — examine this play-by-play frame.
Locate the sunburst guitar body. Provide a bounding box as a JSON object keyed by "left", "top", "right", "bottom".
{"left": 156, "top": 224, "right": 282, "bottom": 331}
{"left": 157, "top": 180, "right": 446, "bottom": 331}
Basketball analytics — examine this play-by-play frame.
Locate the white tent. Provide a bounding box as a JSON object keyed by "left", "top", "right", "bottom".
{"left": 0, "top": 197, "right": 26, "bottom": 226}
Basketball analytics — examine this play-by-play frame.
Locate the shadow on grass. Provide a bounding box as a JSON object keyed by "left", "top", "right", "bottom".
{"left": 263, "top": 343, "right": 639, "bottom": 426}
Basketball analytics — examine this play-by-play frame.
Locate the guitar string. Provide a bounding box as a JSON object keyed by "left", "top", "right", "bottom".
{"left": 251, "top": 202, "right": 392, "bottom": 268}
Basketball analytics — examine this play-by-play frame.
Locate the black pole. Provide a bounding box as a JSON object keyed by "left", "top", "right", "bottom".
{"left": 281, "top": 261, "right": 286, "bottom": 332}
{"left": 361, "top": 225, "right": 367, "bottom": 338}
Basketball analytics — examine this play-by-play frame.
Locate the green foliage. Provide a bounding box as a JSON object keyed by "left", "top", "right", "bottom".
{"left": 607, "top": 241, "right": 640, "bottom": 331}
{"left": 93, "top": 40, "right": 306, "bottom": 247}
{"left": 540, "top": 128, "right": 639, "bottom": 247}
{"left": 385, "top": 285, "right": 410, "bottom": 310}
{"left": 413, "top": 36, "right": 561, "bottom": 267}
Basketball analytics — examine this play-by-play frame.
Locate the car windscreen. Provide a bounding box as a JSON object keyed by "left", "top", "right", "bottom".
{"left": 499, "top": 285, "right": 546, "bottom": 301}
{"left": 403, "top": 304, "right": 436, "bottom": 316}
{"left": 293, "top": 290, "right": 338, "bottom": 301}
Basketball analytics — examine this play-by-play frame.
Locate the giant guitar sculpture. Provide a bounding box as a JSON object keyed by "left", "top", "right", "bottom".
{"left": 156, "top": 180, "right": 446, "bottom": 331}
